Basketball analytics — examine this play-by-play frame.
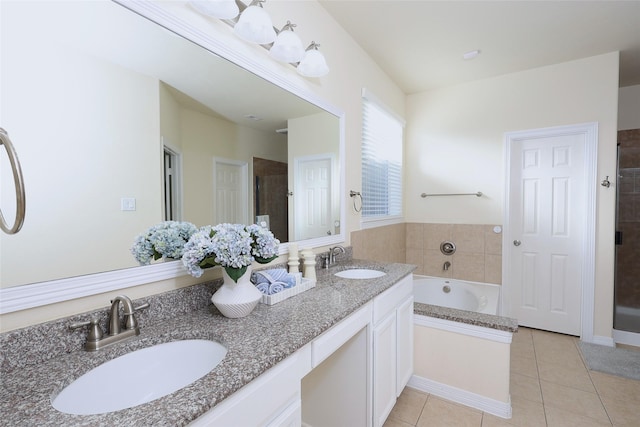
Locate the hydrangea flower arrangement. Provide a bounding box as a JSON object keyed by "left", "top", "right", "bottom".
{"left": 131, "top": 221, "right": 198, "bottom": 265}
{"left": 182, "top": 223, "right": 280, "bottom": 281}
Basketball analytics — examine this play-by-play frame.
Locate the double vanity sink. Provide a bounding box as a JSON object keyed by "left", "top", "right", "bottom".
{"left": 1, "top": 261, "right": 411, "bottom": 425}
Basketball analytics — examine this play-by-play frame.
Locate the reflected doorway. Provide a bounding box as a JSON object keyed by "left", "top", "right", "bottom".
{"left": 163, "top": 144, "right": 182, "bottom": 221}
{"left": 253, "top": 157, "right": 288, "bottom": 243}
{"left": 615, "top": 129, "right": 640, "bottom": 335}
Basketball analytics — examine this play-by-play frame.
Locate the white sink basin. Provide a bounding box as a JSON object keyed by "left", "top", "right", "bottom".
{"left": 335, "top": 269, "right": 386, "bottom": 279}
{"left": 52, "top": 339, "right": 227, "bottom": 415}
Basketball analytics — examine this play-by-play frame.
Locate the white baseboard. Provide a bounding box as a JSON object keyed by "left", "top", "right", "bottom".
{"left": 589, "top": 335, "right": 615, "bottom": 347}
{"left": 613, "top": 329, "right": 640, "bottom": 347}
{"left": 407, "top": 375, "right": 512, "bottom": 419}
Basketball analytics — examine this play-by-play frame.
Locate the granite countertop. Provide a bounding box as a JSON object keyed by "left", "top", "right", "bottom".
{"left": 0, "top": 260, "right": 415, "bottom": 426}
{"left": 414, "top": 302, "right": 519, "bottom": 332}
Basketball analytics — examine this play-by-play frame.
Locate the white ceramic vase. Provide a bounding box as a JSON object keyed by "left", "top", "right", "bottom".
{"left": 211, "top": 266, "right": 262, "bottom": 318}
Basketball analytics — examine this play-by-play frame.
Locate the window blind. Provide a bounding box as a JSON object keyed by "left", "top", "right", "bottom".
{"left": 361, "top": 96, "right": 403, "bottom": 218}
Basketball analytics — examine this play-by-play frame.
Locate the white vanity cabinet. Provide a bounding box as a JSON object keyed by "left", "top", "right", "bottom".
{"left": 372, "top": 274, "right": 413, "bottom": 427}
{"left": 190, "top": 274, "right": 413, "bottom": 427}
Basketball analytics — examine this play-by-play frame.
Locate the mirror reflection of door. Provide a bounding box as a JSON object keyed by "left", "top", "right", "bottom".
{"left": 253, "top": 157, "right": 288, "bottom": 242}
{"left": 213, "top": 158, "right": 248, "bottom": 225}
{"left": 163, "top": 143, "right": 182, "bottom": 221}
{"left": 293, "top": 155, "right": 333, "bottom": 240}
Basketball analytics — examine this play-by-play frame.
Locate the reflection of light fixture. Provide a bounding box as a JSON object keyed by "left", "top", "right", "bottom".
{"left": 188, "top": 0, "right": 239, "bottom": 20}
{"left": 463, "top": 50, "right": 480, "bottom": 60}
{"left": 297, "top": 42, "right": 329, "bottom": 77}
{"left": 244, "top": 114, "right": 263, "bottom": 121}
{"left": 270, "top": 21, "right": 304, "bottom": 63}
{"left": 233, "top": 0, "right": 276, "bottom": 44}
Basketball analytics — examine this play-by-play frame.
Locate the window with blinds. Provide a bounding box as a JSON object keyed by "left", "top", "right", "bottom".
{"left": 361, "top": 93, "right": 404, "bottom": 220}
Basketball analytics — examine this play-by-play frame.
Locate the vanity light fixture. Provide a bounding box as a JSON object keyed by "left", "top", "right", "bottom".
{"left": 188, "top": 0, "right": 329, "bottom": 77}
{"left": 233, "top": 0, "right": 276, "bottom": 44}
{"left": 297, "top": 42, "right": 329, "bottom": 78}
{"left": 269, "top": 21, "right": 305, "bottom": 63}
{"left": 188, "top": 0, "right": 239, "bottom": 20}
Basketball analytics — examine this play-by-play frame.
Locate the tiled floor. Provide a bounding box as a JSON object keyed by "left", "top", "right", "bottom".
{"left": 384, "top": 327, "right": 640, "bottom": 427}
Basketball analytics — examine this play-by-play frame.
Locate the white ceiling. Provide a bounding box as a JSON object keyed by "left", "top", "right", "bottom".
{"left": 318, "top": 0, "right": 640, "bottom": 94}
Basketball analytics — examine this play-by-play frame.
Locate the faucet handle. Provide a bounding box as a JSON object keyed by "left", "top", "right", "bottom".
{"left": 70, "top": 318, "right": 104, "bottom": 342}
{"left": 134, "top": 302, "right": 150, "bottom": 313}
{"left": 321, "top": 254, "right": 330, "bottom": 269}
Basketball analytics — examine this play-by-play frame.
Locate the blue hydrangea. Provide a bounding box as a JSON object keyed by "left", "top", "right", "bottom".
{"left": 181, "top": 223, "right": 280, "bottom": 279}
{"left": 131, "top": 221, "right": 198, "bottom": 265}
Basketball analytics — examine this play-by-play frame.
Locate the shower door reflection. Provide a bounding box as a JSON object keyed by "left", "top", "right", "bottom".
{"left": 615, "top": 129, "right": 640, "bottom": 333}
{"left": 253, "top": 157, "right": 288, "bottom": 243}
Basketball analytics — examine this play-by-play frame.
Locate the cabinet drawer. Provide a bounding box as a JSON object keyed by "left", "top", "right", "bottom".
{"left": 373, "top": 275, "right": 413, "bottom": 325}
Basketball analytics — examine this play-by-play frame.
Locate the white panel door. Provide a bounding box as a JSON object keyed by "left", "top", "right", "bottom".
{"left": 213, "top": 159, "right": 248, "bottom": 225}
{"left": 507, "top": 133, "right": 586, "bottom": 336}
{"left": 294, "top": 157, "right": 332, "bottom": 240}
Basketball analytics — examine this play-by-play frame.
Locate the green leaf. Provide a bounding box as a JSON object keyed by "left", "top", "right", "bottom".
{"left": 153, "top": 250, "right": 162, "bottom": 260}
{"left": 225, "top": 266, "right": 247, "bottom": 282}
{"left": 198, "top": 256, "right": 219, "bottom": 269}
{"left": 255, "top": 255, "right": 277, "bottom": 265}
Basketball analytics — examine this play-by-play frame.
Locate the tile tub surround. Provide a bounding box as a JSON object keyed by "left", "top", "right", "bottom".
{"left": 351, "top": 223, "right": 503, "bottom": 285}
{"left": 0, "top": 259, "right": 414, "bottom": 426}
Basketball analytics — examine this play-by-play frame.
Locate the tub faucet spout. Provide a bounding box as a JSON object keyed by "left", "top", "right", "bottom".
{"left": 443, "top": 261, "right": 451, "bottom": 271}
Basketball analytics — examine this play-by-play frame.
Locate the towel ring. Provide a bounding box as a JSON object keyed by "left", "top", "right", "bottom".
{"left": 350, "top": 190, "right": 362, "bottom": 213}
{"left": 0, "top": 128, "right": 26, "bottom": 234}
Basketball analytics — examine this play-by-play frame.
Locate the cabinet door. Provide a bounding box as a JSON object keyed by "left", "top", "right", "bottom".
{"left": 373, "top": 312, "right": 396, "bottom": 427}
{"left": 396, "top": 296, "right": 414, "bottom": 396}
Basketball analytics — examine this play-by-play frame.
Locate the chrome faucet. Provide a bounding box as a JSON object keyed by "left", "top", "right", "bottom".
{"left": 328, "top": 246, "right": 346, "bottom": 265}
{"left": 443, "top": 261, "right": 451, "bottom": 271}
{"left": 321, "top": 246, "right": 346, "bottom": 268}
{"left": 70, "top": 295, "right": 149, "bottom": 351}
{"left": 110, "top": 295, "right": 139, "bottom": 335}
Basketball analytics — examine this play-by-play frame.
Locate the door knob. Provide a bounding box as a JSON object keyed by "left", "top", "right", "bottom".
{"left": 513, "top": 240, "right": 521, "bottom": 246}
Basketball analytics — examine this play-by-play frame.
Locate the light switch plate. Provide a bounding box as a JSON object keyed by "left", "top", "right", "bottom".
{"left": 121, "top": 198, "right": 136, "bottom": 211}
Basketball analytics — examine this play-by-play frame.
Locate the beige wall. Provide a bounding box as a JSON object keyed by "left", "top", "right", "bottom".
{"left": 618, "top": 85, "right": 640, "bottom": 130}
{"left": 405, "top": 52, "right": 620, "bottom": 339}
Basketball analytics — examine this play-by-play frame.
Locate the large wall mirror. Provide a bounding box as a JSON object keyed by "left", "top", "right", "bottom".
{"left": 0, "top": 1, "right": 343, "bottom": 293}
